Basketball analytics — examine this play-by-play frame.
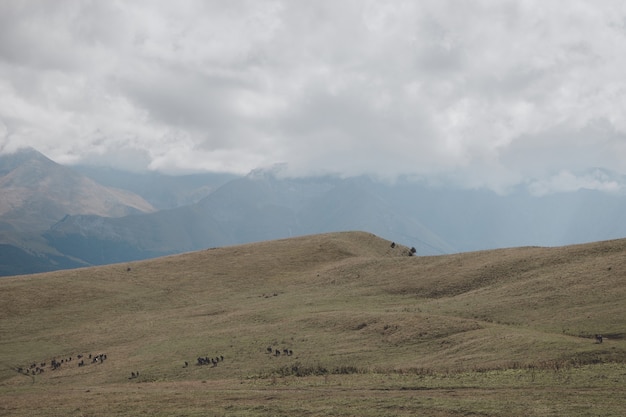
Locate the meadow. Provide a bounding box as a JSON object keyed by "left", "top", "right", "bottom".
{"left": 1, "top": 231, "right": 624, "bottom": 416}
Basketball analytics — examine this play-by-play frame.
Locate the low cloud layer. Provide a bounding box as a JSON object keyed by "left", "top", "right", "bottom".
{"left": 2, "top": 1, "right": 626, "bottom": 192}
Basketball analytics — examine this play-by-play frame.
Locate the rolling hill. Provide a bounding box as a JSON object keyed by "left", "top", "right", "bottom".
{"left": 1, "top": 231, "right": 624, "bottom": 416}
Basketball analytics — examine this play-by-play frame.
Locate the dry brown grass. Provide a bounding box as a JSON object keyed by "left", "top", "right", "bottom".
{"left": 1, "top": 231, "right": 625, "bottom": 416}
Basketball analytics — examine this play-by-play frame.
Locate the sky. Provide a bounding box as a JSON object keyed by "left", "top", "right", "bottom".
{"left": 2, "top": 1, "right": 626, "bottom": 194}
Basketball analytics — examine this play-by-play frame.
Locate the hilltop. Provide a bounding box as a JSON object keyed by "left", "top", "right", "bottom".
{"left": 0, "top": 231, "right": 625, "bottom": 416}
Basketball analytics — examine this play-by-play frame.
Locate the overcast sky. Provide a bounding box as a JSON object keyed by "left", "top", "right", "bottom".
{"left": 2, "top": 1, "right": 626, "bottom": 193}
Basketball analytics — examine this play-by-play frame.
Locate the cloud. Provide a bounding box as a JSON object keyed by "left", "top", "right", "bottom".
{"left": 2, "top": 1, "right": 626, "bottom": 192}
{"left": 528, "top": 169, "right": 623, "bottom": 196}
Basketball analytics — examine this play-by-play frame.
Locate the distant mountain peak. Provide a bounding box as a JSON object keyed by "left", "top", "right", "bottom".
{"left": 0, "top": 146, "right": 53, "bottom": 175}
{"left": 0, "top": 146, "right": 53, "bottom": 161}
{"left": 0, "top": 147, "right": 156, "bottom": 232}
{"left": 246, "top": 163, "right": 289, "bottom": 180}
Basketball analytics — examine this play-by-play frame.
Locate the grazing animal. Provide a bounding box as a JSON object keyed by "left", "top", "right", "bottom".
{"left": 390, "top": 242, "right": 396, "bottom": 248}
{"left": 595, "top": 334, "right": 603, "bottom": 344}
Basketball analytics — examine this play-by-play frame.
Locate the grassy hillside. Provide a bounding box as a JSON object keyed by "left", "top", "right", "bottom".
{"left": 1, "top": 231, "right": 625, "bottom": 416}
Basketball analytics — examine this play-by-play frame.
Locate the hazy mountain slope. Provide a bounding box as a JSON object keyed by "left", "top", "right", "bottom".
{"left": 42, "top": 175, "right": 312, "bottom": 265}
{"left": 0, "top": 148, "right": 156, "bottom": 232}
{"left": 0, "top": 148, "right": 158, "bottom": 275}
{"left": 297, "top": 178, "right": 456, "bottom": 253}
{"left": 194, "top": 172, "right": 308, "bottom": 242}
{"left": 0, "top": 232, "right": 624, "bottom": 416}
{"left": 44, "top": 174, "right": 453, "bottom": 266}
{"left": 44, "top": 206, "right": 232, "bottom": 265}
{"left": 40, "top": 169, "right": 626, "bottom": 272}
{"left": 4, "top": 149, "right": 626, "bottom": 277}
{"left": 0, "top": 243, "right": 86, "bottom": 276}
{"left": 73, "top": 165, "right": 238, "bottom": 209}
{"left": 376, "top": 180, "right": 626, "bottom": 252}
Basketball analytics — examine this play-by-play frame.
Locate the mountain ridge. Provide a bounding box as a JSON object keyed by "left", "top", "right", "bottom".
{"left": 2, "top": 147, "right": 626, "bottom": 276}
{"left": 43, "top": 174, "right": 451, "bottom": 267}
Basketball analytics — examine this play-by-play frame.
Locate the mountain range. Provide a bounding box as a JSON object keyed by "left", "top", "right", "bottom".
{"left": 2, "top": 147, "right": 626, "bottom": 276}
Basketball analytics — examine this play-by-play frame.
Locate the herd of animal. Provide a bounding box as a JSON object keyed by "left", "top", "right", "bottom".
{"left": 15, "top": 345, "right": 295, "bottom": 381}
{"left": 14, "top": 334, "right": 608, "bottom": 381}
{"left": 189, "top": 355, "right": 224, "bottom": 367}
{"left": 15, "top": 352, "right": 108, "bottom": 376}
{"left": 267, "top": 346, "right": 294, "bottom": 356}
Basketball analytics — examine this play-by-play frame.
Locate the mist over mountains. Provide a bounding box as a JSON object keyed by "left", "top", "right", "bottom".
{"left": 2, "top": 148, "right": 626, "bottom": 276}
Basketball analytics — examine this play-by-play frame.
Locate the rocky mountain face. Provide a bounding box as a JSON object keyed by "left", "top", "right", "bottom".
{"left": 0, "top": 148, "right": 156, "bottom": 275}
{"left": 0, "top": 148, "right": 155, "bottom": 232}
{"left": 72, "top": 165, "right": 237, "bottom": 210}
